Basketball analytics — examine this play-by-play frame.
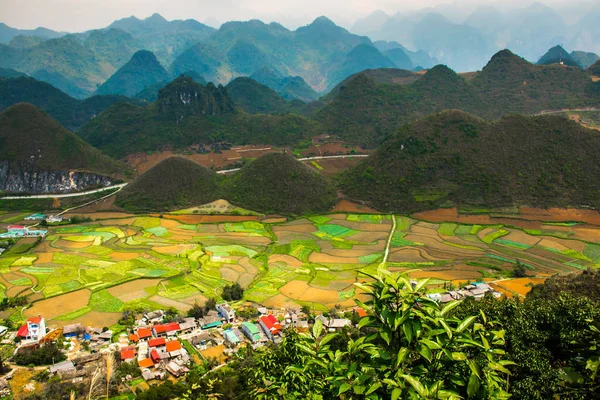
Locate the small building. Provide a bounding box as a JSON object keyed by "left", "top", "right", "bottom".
{"left": 165, "top": 340, "right": 182, "bottom": 357}
{"left": 353, "top": 307, "right": 367, "bottom": 319}
{"left": 241, "top": 322, "right": 261, "bottom": 343}
{"left": 189, "top": 332, "right": 213, "bottom": 347}
{"left": 259, "top": 315, "right": 282, "bottom": 340}
{"left": 178, "top": 318, "right": 197, "bottom": 334}
{"left": 145, "top": 310, "right": 165, "bottom": 324}
{"left": 148, "top": 337, "right": 166, "bottom": 349}
{"left": 141, "top": 368, "right": 156, "bottom": 381}
{"left": 0, "top": 226, "right": 47, "bottom": 239}
{"left": 25, "top": 213, "right": 46, "bottom": 221}
{"left": 136, "top": 327, "right": 152, "bottom": 341}
{"left": 216, "top": 303, "right": 236, "bottom": 322}
{"left": 166, "top": 361, "right": 189, "bottom": 377}
{"left": 46, "top": 215, "right": 64, "bottom": 223}
{"left": 17, "top": 315, "right": 47, "bottom": 342}
{"left": 317, "top": 316, "right": 351, "bottom": 332}
{"left": 120, "top": 347, "right": 137, "bottom": 363}
{"left": 49, "top": 360, "right": 76, "bottom": 376}
{"left": 138, "top": 358, "right": 154, "bottom": 369}
{"left": 199, "top": 312, "right": 223, "bottom": 330}
{"left": 222, "top": 330, "right": 240, "bottom": 347}
{"left": 152, "top": 322, "right": 180, "bottom": 337}
{"left": 63, "top": 323, "right": 84, "bottom": 338}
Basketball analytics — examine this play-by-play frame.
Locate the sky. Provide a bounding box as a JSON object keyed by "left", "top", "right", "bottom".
{"left": 0, "top": 0, "right": 593, "bottom": 32}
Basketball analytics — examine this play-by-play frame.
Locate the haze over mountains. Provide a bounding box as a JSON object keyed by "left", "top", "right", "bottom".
{"left": 1, "top": 2, "right": 598, "bottom": 99}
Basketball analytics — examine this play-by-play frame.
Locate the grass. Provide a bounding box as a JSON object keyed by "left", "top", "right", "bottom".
{"left": 482, "top": 229, "right": 510, "bottom": 244}
{"left": 438, "top": 223, "right": 457, "bottom": 236}
{"left": 89, "top": 290, "right": 124, "bottom": 313}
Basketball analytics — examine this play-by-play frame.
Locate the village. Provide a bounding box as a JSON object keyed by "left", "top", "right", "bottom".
{"left": 0, "top": 277, "right": 503, "bottom": 398}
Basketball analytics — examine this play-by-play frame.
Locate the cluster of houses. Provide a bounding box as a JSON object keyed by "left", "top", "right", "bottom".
{"left": 426, "top": 282, "right": 502, "bottom": 303}
{"left": 0, "top": 225, "right": 48, "bottom": 239}
{"left": 24, "top": 213, "right": 65, "bottom": 223}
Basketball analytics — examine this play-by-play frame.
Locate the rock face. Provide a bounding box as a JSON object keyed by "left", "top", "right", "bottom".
{"left": 0, "top": 161, "right": 114, "bottom": 194}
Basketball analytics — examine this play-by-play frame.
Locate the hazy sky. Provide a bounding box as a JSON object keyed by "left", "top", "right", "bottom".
{"left": 0, "top": 0, "right": 592, "bottom": 32}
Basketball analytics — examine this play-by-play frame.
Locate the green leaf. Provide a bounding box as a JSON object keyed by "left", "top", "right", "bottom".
{"left": 441, "top": 300, "right": 461, "bottom": 316}
{"left": 403, "top": 322, "right": 414, "bottom": 343}
{"left": 456, "top": 316, "right": 477, "bottom": 333}
{"left": 312, "top": 319, "right": 323, "bottom": 339}
{"left": 418, "top": 343, "right": 432, "bottom": 362}
{"left": 319, "top": 333, "right": 338, "bottom": 347}
{"left": 420, "top": 338, "right": 442, "bottom": 350}
{"left": 391, "top": 388, "right": 402, "bottom": 400}
{"left": 366, "top": 382, "right": 382, "bottom": 395}
{"left": 380, "top": 327, "right": 392, "bottom": 345}
{"left": 440, "top": 320, "right": 453, "bottom": 339}
{"left": 396, "top": 347, "right": 409, "bottom": 368}
{"left": 451, "top": 352, "right": 467, "bottom": 361}
{"left": 467, "top": 373, "right": 480, "bottom": 397}
{"left": 353, "top": 385, "right": 366, "bottom": 394}
{"left": 401, "top": 375, "right": 428, "bottom": 397}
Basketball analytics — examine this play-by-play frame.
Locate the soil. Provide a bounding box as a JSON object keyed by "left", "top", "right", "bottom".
{"left": 333, "top": 200, "right": 380, "bottom": 213}
{"left": 25, "top": 289, "right": 92, "bottom": 320}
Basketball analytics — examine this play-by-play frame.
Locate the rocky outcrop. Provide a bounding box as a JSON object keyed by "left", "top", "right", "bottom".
{"left": 0, "top": 161, "right": 115, "bottom": 194}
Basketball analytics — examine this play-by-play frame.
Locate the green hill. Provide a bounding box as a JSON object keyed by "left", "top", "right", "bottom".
{"left": 382, "top": 48, "right": 413, "bottom": 70}
{"left": 115, "top": 157, "right": 221, "bottom": 212}
{"left": 318, "top": 50, "right": 600, "bottom": 146}
{"left": 134, "top": 71, "right": 207, "bottom": 103}
{"left": 589, "top": 59, "right": 600, "bottom": 75}
{"left": 0, "top": 67, "right": 26, "bottom": 78}
{"left": 95, "top": 50, "right": 170, "bottom": 97}
{"left": 322, "top": 68, "right": 419, "bottom": 102}
{"left": 79, "top": 77, "right": 321, "bottom": 157}
{"left": 225, "top": 77, "right": 308, "bottom": 114}
{"left": 0, "top": 76, "right": 139, "bottom": 131}
{"left": 537, "top": 45, "right": 581, "bottom": 67}
{"left": 225, "top": 153, "right": 336, "bottom": 214}
{"left": 0, "top": 103, "right": 125, "bottom": 176}
{"left": 278, "top": 76, "right": 320, "bottom": 102}
{"left": 570, "top": 51, "right": 599, "bottom": 69}
{"left": 339, "top": 110, "right": 600, "bottom": 212}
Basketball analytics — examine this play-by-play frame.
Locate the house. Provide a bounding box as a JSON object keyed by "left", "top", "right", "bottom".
{"left": 189, "top": 332, "right": 213, "bottom": 347}
{"left": 63, "top": 323, "right": 84, "bottom": 338}
{"left": 178, "top": 318, "right": 197, "bottom": 334}
{"left": 46, "top": 215, "right": 64, "bottom": 223}
{"left": 241, "top": 322, "right": 262, "bottom": 343}
{"left": 353, "top": 307, "right": 367, "bottom": 319}
{"left": 0, "top": 226, "right": 47, "bottom": 239}
{"left": 141, "top": 368, "right": 156, "bottom": 381}
{"left": 145, "top": 310, "right": 165, "bottom": 324}
{"left": 17, "top": 315, "right": 47, "bottom": 341}
{"left": 49, "top": 360, "right": 76, "bottom": 376}
{"left": 120, "top": 347, "right": 137, "bottom": 363}
{"left": 138, "top": 358, "right": 154, "bottom": 369}
{"left": 152, "top": 322, "right": 180, "bottom": 337}
{"left": 259, "top": 315, "right": 282, "bottom": 340}
{"left": 166, "top": 340, "right": 183, "bottom": 357}
{"left": 150, "top": 349, "right": 161, "bottom": 364}
{"left": 25, "top": 213, "right": 46, "bottom": 221}
{"left": 136, "top": 327, "right": 152, "bottom": 341}
{"left": 166, "top": 361, "right": 189, "bottom": 377}
{"left": 317, "top": 316, "right": 351, "bottom": 332}
{"left": 148, "top": 337, "right": 166, "bottom": 349}
{"left": 222, "top": 330, "right": 240, "bottom": 347}
{"left": 217, "top": 303, "right": 236, "bottom": 322}
{"left": 129, "top": 333, "right": 139, "bottom": 343}
{"left": 199, "top": 311, "right": 223, "bottom": 329}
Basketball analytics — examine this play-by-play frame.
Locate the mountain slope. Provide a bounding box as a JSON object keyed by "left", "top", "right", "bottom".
{"left": 0, "top": 22, "right": 65, "bottom": 43}
{"left": 0, "top": 76, "right": 139, "bottom": 131}
{"left": 225, "top": 153, "right": 336, "bottom": 214}
{"left": 318, "top": 50, "right": 600, "bottom": 146}
{"left": 340, "top": 110, "right": 600, "bottom": 212}
{"left": 0, "top": 104, "right": 125, "bottom": 193}
{"left": 225, "top": 77, "right": 295, "bottom": 114}
{"left": 537, "top": 45, "right": 580, "bottom": 67}
{"left": 0, "top": 67, "right": 26, "bottom": 78}
{"left": 115, "top": 157, "right": 221, "bottom": 211}
{"left": 95, "top": 50, "right": 169, "bottom": 97}
{"left": 250, "top": 67, "right": 319, "bottom": 102}
{"left": 79, "top": 77, "right": 321, "bottom": 157}
{"left": 570, "top": 51, "right": 599, "bottom": 69}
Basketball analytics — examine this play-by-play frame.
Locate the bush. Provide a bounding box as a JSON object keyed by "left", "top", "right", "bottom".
{"left": 222, "top": 283, "right": 243, "bottom": 301}
{"left": 14, "top": 343, "right": 66, "bottom": 366}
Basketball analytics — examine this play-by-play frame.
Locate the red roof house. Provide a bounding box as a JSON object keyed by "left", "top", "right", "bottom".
{"left": 138, "top": 358, "right": 154, "bottom": 368}
{"left": 165, "top": 340, "right": 182, "bottom": 353}
{"left": 259, "top": 315, "right": 282, "bottom": 339}
{"left": 17, "top": 324, "right": 28, "bottom": 337}
{"left": 120, "top": 349, "right": 136, "bottom": 361}
{"left": 129, "top": 334, "right": 139, "bottom": 343}
{"left": 148, "top": 337, "right": 166, "bottom": 348}
{"left": 153, "top": 322, "right": 180, "bottom": 336}
{"left": 150, "top": 349, "right": 160, "bottom": 363}
{"left": 353, "top": 307, "right": 367, "bottom": 318}
{"left": 27, "top": 316, "right": 43, "bottom": 324}
{"left": 136, "top": 328, "right": 152, "bottom": 339}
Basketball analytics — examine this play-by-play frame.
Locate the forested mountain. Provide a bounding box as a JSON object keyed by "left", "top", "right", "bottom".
{"left": 250, "top": 67, "right": 319, "bottom": 102}
{"left": 318, "top": 50, "right": 600, "bottom": 146}
{"left": 0, "top": 22, "right": 65, "bottom": 43}
{"left": 78, "top": 76, "right": 321, "bottom": 157}
{"left": 0, "top": 67, "right": 26, "bottom": 78}
{"left": 339, "top": 110, "right": 600, "bottom": 212}
{"left": 0, "top": 76, "right": 139, "bottom": 130}
{"left": 94, "top": 50, "right": 169, "bottom": 97}
{"left": 225, "top": 77, "right": 308, "bottom": 115}
{"left": 171, "top": 17, "right": 398, "bottom": 92}
{"left": 571, "top": 51, "right": 599, "bottom": 69}
{"left": 537, "top": 45, "right": 580, "bottom": 67}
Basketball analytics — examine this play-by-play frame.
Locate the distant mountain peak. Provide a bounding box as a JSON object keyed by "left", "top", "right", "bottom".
{"left": 147, "top": 13, "right": 167, "bottom": 22}
{"left": 538, "top": 45, "right": 580, "bottom": 67}
{"left": 311, "top": 16, "right": 337, "bottom": 26}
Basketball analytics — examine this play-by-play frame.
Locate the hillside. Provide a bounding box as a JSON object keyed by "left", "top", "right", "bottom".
{"left": 589, "top": 60, "right": 600, "bottom": 76}
{"left": 115, "top": 157, "right": 221, "bottom": 211}
{"left": 225, "top": 77, "right": 307, "bottom": 114}
{"left": 95, "top": 50, "right": 170, "bottom": 97}
{"left": 339, "top": 110, "right": 600, "bottom": 212}
{"left": 318, "top": 50, "right": 600, "bottom": 146}
{"left": 250, "top": 67, "right": 319, "bottom": 102}
{"left": 0, "top": 76, "right": 139, "bottom": 131}
{"left": 537, "top": 45, "right": 580, "bottom": 67}
{"left": 0, "top": 67, "right": 26, "bottom": 78}
{"left": 134, "top": 71, "right": 207, "bottom": 103}
{"left": 323, "top": 68, "right": 419, "bottom": 102}
{"left": 79, "top": 77, "right": 321, "bottom": 157}
{"left": 224, "top": 153, "right": 336, "bottom": 214}
{"left": 570, "top": 51, "right": 599, "bottom": 69}
{"left": 0, "top": 104, "right": 125, "bottom": 192}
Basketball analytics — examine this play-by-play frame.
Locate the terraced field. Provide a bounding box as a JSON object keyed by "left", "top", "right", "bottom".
{"left": 1, "top": 209, "right": 599, "bottom": 326}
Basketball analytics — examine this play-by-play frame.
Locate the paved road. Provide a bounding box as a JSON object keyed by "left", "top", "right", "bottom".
{"left": 382, "top": 215, "right": 397, "bottom": 265}
{"left": 1, "top": 183, "right": 127, "bottom": 200}
{"left": 216, "top": 154, "right": 369, "bottom": 175}
{"left": 533, "top": 107, "right": 600, "bottom": 116}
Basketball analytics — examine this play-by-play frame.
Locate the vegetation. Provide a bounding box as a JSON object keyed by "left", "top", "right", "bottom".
{"left": 250, "top": 66, "right": 320, "bottom": 102}
{"left": 318, "top": 50, "right": 600, "bottom": 147}
{"left": 14, "top": 343, "right": 66, "bottom": 366}
{"left": 589, "top": 59, "right": 600, "bottom": 76}
{"left": 0, "top": 76, "right": 140, "bottom": 130}
{"left": 187, "top": 298, "right": 217, "bottom": 319}
{"left": 537, "top": 45, "right": 581, "bottom": 67}
{"left": 79, "top": 77, "right": 321, "bottom": 157}
{"left": 225, "top": 77, "right": 309, "bottom": 115}
{"left": 224, "top": 153, "right": 336, "bottom": 215}
{"left": 115, "top": 157, "right": 221, "bottom": 211}
{"left": 0, "top": 103, "right": 126, "bottom": 177}
{"left": 571, "top": 51, "right": 599, "bottom": 69}
{"left": 340, "top": 110, "right": 600, "bottom": 212}
{"left": 94, "top": 50, "right": 170, "bottom": 97}
{"left": 221, "top": 283, "right": 244, "bottom": 301}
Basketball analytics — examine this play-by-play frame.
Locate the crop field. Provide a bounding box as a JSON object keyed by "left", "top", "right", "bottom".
{"left": 1, "top": 208, "right": 600, "bottom": 326}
